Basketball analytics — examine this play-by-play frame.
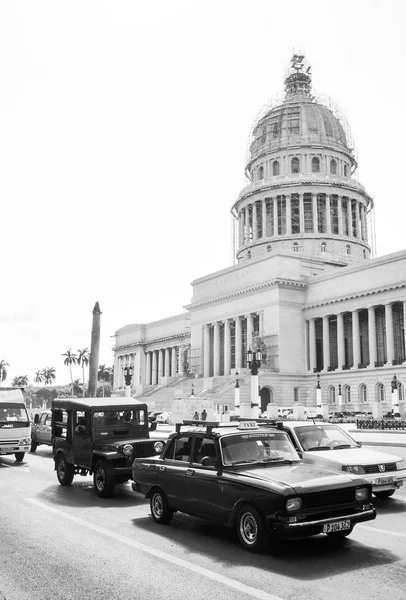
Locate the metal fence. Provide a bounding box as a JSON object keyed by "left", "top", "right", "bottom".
{"left": 356, "top": 419, "right": 406, "bottom": 430}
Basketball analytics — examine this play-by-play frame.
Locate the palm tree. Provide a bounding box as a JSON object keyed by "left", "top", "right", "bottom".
{"left": 42, "top": 367, "right": 56, "bottom": 386}
{"left": 0, "top": 360, "right": 10, "bottom": 386}
{"left": 77, "top": 348, "right": 90, "bottom": 397}
{"left": 34, "top": 370, "right": 43, "bottom": 386}
{"left": 97, "top": 364, "right": 112, "bottom": 398}
{"left": 72, "top": 379, "right": 82, "bottom": 397}
{"left": 11, "top": 375, "right": 29, "bottom": 387}
{"left": 62, "top": 349, "right": 77, "bottom": 397}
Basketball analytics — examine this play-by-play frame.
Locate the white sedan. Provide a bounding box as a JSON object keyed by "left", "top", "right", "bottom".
{"left": 281, "top": 421, "right": 406, "bottom": 499}
{"left": 155, "top": 411, "right": 171, "bottom": 424}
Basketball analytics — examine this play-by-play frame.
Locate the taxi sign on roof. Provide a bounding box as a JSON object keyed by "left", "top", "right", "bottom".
{"left": 237, "top": 421, "right": 259, "bottom": 430}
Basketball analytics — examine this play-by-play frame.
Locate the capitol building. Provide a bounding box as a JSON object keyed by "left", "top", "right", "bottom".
{"left": 113, "top": 54, "right": 406, "bottom": 417}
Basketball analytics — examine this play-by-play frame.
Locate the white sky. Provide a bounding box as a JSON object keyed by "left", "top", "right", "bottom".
{"left": 1, "top": 0, "right": 405, "bottom": 386}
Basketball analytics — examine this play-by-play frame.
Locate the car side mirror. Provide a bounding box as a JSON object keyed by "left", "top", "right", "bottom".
{"left": 34, "top": 414, "right": 40, "bottom": 424}
{"left": 201, "top": 456, "right": 216, "bottom": 468}
{"left": 75, "top": 424, "right": 86, "bottom": 435}
{"left": 150, "top": 422, "right": 157, "bottom": 432}
{"left": 356, "top": 441, "right": 362, "bottom": 447}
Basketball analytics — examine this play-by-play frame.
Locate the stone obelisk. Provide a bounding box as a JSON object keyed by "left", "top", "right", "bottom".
{"left": 88, "top": 302, "right": 102, "bottom": 397}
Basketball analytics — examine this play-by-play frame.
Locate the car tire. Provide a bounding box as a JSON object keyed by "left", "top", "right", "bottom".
{"left": 56, "top": 453, "right": 74, "bottom": 486}
{"left": 150, "top": 488, "right": 174, "bottom": 524}
{"left": 30, "top": 441, "right": 38, "bottom": 453}
{"left": 373, "top": 490, "right": 395, "bottom": 499}
{"left": 14, "top": 452, "right": 25, "bottom": 462}
{"left": 94, "top": 460, "right": 116, "bottom": 498}
{"left": 236, "top": 505, "right": 269, "bottom": 553}
{"left": 326, "top": 526, "right": 354, "bottom": 539}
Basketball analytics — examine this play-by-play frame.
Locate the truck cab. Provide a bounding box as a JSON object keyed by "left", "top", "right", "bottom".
{"left": 0, "top": 388, "right": 31, "bottom": 462}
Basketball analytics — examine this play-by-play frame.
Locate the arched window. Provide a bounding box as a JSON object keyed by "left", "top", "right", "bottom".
{"left": 291, "top": 157, "right": 300, "bottom": 173}
{"left": 321, "top": 242, "right": 327, "bottom": 252}
{"left": 293, "top": 242, "right": 299, "bottom": 252}
{"left": 267, "top": 244, "right": 272, "bottom": 252}
{"left": 363, "top": 249, "right": 366, "bottom": 259}
{"left": 312, "top": 157, "right": 320, "bottom": 172}
{"left": 258, "top": 165, "right": 264, "bottom": 180}
{"left": 343, "top": 385, "right": 351, "bottom": 403}
{"left": 329, "top": 386, "right": 336, "bottom": 403}
{"left": 359, "top": 384, "right": 367, "bottom": 403}
{"left": 272, "top": 161, "right": 280, "bottom": 176}
{"left": 399, "top": 383, "right": 403, "bottom": 403}
{"left": 330, "top": 159, "right": 337, "bottom": 174}
{"left": 346, "top": 244, "right": 351, "bottom": 255}
{"left": 344, "top": 164, "right": 348, "bottom": 176}
{"left": 247, "top": 250, "right": 251, "bottom": 259}
{"left": 376, "top": 383, "right": 385, "bottom": 403}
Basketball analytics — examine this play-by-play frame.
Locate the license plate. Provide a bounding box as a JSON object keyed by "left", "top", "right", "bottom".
{"left": 0, "top": 447, "right": 14, "bottom": 454}
{"left": 323, "top": 520, "right": 351, "bottom": 533}
{"left": 376, "top": 476, "right": 395, "bottom": 486}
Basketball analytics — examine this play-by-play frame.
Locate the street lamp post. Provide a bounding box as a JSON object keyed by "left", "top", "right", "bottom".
{"left": 123, "top": 365, "right": 134, "bottom": 398}
{"left": 391, "top": 375, "right": 399, "bottom": 417}
{"left": 247, "top": 348, "right": 262, "bottom": 418}
{"left": 234, "top": 372, "right": 240, "bottom": 417}
{"left": 337, "top": 384, "right": 343, "bottom": 413}
{"left": 316, "top": 373, "right": 322, "bottom": 416}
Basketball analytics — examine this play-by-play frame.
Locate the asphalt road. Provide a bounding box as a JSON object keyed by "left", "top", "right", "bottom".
{"left": 1, "top": 445, "right": 406, "bottom": 600}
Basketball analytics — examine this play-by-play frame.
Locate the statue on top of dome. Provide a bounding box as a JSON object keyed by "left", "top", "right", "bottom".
{"left": 284, "top": 52, "right": 312, "bottom": 97}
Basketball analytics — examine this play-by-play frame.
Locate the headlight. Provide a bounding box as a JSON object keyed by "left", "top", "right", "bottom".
{"left": 286, "top": 497, "right": 302, "bottom": 512}
{"left": 396, "top": 460, "right": 406, "bottom": 470}
{"left": 154, "top": 441, "right": 164, "bottom": 454}
{"left": 343, "top": 465, "right": 365, "bottom": 474}
{"left": 19, "top": 438, "right": 31, "bottom": 445}
{"left": 122, "top": 444, "right": 133, "bottom": 456}
{"left": 355, "top": 487, "right": 369, "bottom": 501}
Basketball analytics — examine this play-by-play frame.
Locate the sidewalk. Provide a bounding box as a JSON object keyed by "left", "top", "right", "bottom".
{"left": 340, "top": 423, "right": 406, "bottom": 448}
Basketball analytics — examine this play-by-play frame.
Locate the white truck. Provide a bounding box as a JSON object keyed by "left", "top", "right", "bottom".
{"left": 0, "top": 388, "right": 31, "bottom": 461}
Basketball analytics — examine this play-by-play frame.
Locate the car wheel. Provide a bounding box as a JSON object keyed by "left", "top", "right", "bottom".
{"left": 30, "top": 441, "right": 38, "bottom": 453}
{"left": 150, "top": 488, "right": 174, "bottom": 524}
{"left": 236, "top": 505, "right": 269, "bottom": 553}
{"left": 14, "top": 452, "right": 25, "bottom": 462}
{"left": 373, "top": 490, "right": 395, "bottom": 499}
{"left": 94, "top": 460, "right": 116, "bottom": 498}
{"left": 56, "top": 453, "right": 74, "bottom": 485}
{"left": 326, "top": 526, "right": 354, "bottom": 539}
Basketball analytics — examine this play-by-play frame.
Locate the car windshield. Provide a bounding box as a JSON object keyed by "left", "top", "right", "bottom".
{"left": 0, "top": 404, "right": 29, "bottom": 422}
{"left": 92, "top": 408, "right": 146, "bottom": 428}
{"left": 221, "top": 431, "right": 300, "bottom": 466}
{"left": 295, "top": 424, "right": 359, "bottom": 451}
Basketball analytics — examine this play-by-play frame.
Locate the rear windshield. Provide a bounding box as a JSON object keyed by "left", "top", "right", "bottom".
{"left": 0, "top": 403, "right": 29, "bottom": 423}
{"left": 92, "top": 408, "right": 146, "bottom": 428}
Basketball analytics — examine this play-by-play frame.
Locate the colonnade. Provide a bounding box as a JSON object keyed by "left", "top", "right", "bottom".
{"left": 238, "top": 193, "right": 368, "bottom": 246}
{"left": 144, "top": 344, "right": 188, "bottom": 386}
{"left": 202, "top": 312, "right": 262, "bottom": 377}
{"left": 307, "top": 300, "right": 406, "bottom": 373}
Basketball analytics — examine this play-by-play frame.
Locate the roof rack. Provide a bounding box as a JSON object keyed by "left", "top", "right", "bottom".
{"left": 176, "top": 420, "right": 220, "bottom": 435}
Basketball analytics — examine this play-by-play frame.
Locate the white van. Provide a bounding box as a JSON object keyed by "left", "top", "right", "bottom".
{"left": 0, "top": 388, "right": 31, "bottom": 461}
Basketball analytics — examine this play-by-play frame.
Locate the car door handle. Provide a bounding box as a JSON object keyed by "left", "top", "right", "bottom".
{"left": 186, "top": 469, "right": 195, "bottom": 476}
{"left": 159, "top": 465, "right": 166, "bottom": 471}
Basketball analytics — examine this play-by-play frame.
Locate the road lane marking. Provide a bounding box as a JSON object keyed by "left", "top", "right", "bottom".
{"left": 27, "top": 498, "right": 283, "bottom": 600}
{"left": 358, "top": 525, "right": 406, "bottom": 538}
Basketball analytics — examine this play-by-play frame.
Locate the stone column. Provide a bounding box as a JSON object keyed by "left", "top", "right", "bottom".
{"left": 403, "top": 301, "right": 406, "bottom": 363}
{"left": 273, "top": 198, "right": 278, "bottom": 236}
{"left": 213, "top": 322, "right": 221, "bottom": 376}
{"left": 158, "top": 349, "right": 164, "bottom": 381}
{"left": 151, "top": 351, "right": 157, "bottom": 385}
{"left": 178, "top": 345, "right": 184, "bottom": 374}
{"left": 312, "top": 193, "right": 318, "bottom": 233}
{"left": 347, "top": 200, "right": 352, "bottom": 236}
{"left": 367, "top": 307, "right": 377, "bottom": 367}
{"left": 361, "top": 205, "right": 367, "bottom": 241}
{"left": 164, "top": 348, "right": 170, "bottom": 378}
{"left": 235, "top": 316, "right": 242, "bottom": 369}
{"left": 286, "top": 194, "right": 292, "bottom": 235}
{"left": 326, "top": 194, "right": 331, "bottom": 234}
{"left": 246, "top": 313, "right": 254, "bottom": 351}
{"left": 145, "top": 351, "right": 151, "bottom": 385}
{"left": 171, "top": 347, "right": 177, "bottom": 376}
{"left": 337, "top": 196, "right": 343, "bottom": 235}
{"left": 203, "top": 325, "right": 211, "bottom": 377}
{"left": 299, "top": 193, "right": 304, "bottom": 233}
{"left": 352, "top": 310, "right": 361, "bottom": 369}
{"left": 262, "top": 198, "right": 267, "bottom": 238}
{"left": 322, "top": 316, "right": 330, "bottom": 372}
{"left": 238, "top": 212, "right": 244, "bottom": 247}
{"left": 252, "top": 202, "right": 257, "bottom": 240}
{"left": 309, "top": 318, "right": 317, "bottom": 372}
{"left": 385, "top": 303, "right": 394, "bottom": 366}
{"left": 224, "top": 319, "right": 231, "bottom": 375}
{"left": 356, "top": 201, "right": 362, "bottom": 239}
{"left": 337, "top": 312, "right": 345, "bottom": 369}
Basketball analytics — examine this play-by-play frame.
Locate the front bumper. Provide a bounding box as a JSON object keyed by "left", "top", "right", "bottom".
{"left": 270, "top": 507, "right": 376, "bottom": 538}
{"left": 0, "top": 445, "right": 30, "bottom": 455}
{"left": 367, "top": 473, "right": 405, "bottom": 492}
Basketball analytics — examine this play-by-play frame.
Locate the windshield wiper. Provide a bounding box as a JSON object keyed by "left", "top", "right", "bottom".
{"left": 307, "top": 445, "right": 331, "bottom": 451}
{"left": 262, "top": 456, "right": 286, "bottom": 462}
{"left": 330, "top": 444, "right": 352, "bottom": 450}
{"left": 230, "top": 460, "right": 259, "bottom": 465}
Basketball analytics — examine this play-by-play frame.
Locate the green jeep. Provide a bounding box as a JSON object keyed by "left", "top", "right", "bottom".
{"left": 52, "top": 397, "right": 164, "bottom": 497}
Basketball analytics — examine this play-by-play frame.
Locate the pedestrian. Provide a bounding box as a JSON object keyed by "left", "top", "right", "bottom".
{"left": 201, "top": 409, "right": 207, "bottom": 421}
{"left": 193, "top": 411, "right": 199, "bottom": 420}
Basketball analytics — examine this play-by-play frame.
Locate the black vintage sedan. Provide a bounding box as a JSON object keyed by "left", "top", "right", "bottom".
{"left": 131, "top": 419, "right": 376, "bottom": 552}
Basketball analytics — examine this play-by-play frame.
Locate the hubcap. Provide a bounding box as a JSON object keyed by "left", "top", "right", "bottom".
{"left": 240, "top": 512, "right": 258, "bottom": 545}
{"left": 96, "top": 468, "right": 106, "bottom": 490}
{"left": 58, "top": 458, "right": 66, "bottom": 478}
{"left": 152, "top": 494, "right": 163, "bottom": 518}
